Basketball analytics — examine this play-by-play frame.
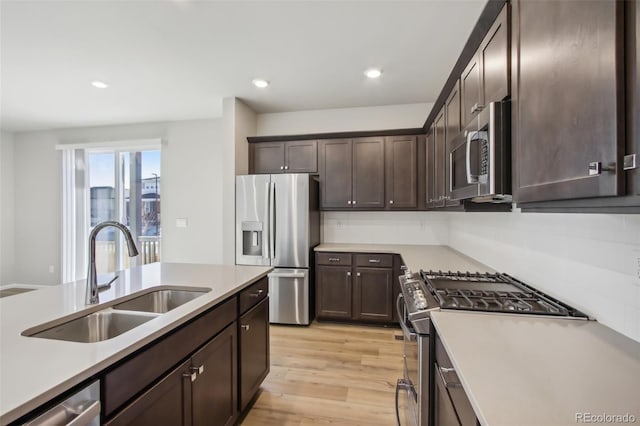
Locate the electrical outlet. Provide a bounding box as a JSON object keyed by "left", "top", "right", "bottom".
{"left": 337, "top": 221, "right": 344, "bottom": 229}
{"left": 48, "top": 265, "right": 55, "bottom": 273}
{"left": 176, "top": 218, "right": 188, "bottom": 228}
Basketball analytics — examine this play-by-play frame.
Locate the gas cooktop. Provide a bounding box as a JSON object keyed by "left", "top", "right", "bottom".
{"left": 420, "top": 270, "right": 588, "bottom": 318}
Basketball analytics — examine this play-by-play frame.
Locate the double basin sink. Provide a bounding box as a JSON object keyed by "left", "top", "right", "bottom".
{"left": 22, "top": 288, "right": 210, "bottom": 343}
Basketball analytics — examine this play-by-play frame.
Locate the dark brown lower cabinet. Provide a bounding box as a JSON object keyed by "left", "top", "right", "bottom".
{"left": 105, "top": 324, "right": 237, "bottom": 426}
{"left": 239, "top": 298, "right": 270, "bottom": 412}
{"left": 316, "top": 252, "right": 399, "bottom": 324}
{"left": 192, "top": 325, "right": 238, "bottom": 426}
{"left": 105, "top": 360, "right": 192, "bottom": 426}
{"left": 353, "top": 267, "right": 393, "bottom": 322}
{"left": 316, "top": 265, "right": 352, "bottom": 320}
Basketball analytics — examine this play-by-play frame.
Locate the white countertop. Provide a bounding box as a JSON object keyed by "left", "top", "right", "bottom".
{"left": 0, "top": 262, "right": 272, "bottom": 425}
{"left": 430, "top": 311, "right": 640, "bottom": 426}
{"left": 314, "top": 243, "right": 494, "bottom": 273}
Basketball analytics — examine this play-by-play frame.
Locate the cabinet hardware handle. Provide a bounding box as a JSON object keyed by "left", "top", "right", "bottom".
{"left": 353, "top": 200, "right": 356, "bottom": 205}
{"left": 347, "top": 271, "right": 351, "bottom": 277}
{"left": 368, "top": 259, "right": 381, "bottom": 264}
{"left": 588, "top": 161, "right": 615, "bottom": 176}
{"left": 284, "top": 165, "right": 289, "bottom": 170}
{"left": 347, "top": 200, "right": 352, "bottom": 205}
{"left": 470, "top": 103, "right": 485, "bottom": 114}
{"left": 389, "top": 200, "right": 394, "bottom": 204}
{"left": 184, "top": 372, "right": 197, "bottom": 382}
{"left": 280, "top": 166, "right": 284, "bottom": 170}
{"left": 328, "top": 257, "right": 340, "bottom": 262}
{"left": 241, "top": 324, "right": 250, "bottom": 331}
{"left": 438, "top": 366, "right": 462, "bottom": 389}
{"left": 356, "top": 272, "right": 361, "bottom": 277}
{"left": 249, "top": 289, "right": 264, "bottom": 297}
{"left": 191, "top": 365, "right": 205, "bottom": 375}
{"left": 623, "top": 154, "right": 637, "bottom": 171}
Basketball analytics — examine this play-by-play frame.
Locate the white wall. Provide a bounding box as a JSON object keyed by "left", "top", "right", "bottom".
{"left": 222, "top": 98, "right": 258, "bottom": 265}
{"left": 256, "top": 103, "right": 432, "bottom": 136}
{"left": 0, "top": 131, "right": 16, "bottom": 285}
{"left": 448, "top": 211, "right": 640, "bottom": 342}
{"left": 10, "top": 119, "right": 224, "bottom": 285}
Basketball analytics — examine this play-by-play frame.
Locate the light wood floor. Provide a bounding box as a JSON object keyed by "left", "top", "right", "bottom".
{"left": 241, "top": 321, "right": 404, "bottom": 426}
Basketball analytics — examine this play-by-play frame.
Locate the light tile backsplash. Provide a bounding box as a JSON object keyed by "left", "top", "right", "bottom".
{"left": 448, "top": 211, "right": 640, "bottom": 342}
{"left": 322, "top": 211, "right": 449, "bottom": 245}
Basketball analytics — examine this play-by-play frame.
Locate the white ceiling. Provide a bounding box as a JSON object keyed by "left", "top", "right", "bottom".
{"left": 0, "top": 0, "right": 487, "bottom": 132}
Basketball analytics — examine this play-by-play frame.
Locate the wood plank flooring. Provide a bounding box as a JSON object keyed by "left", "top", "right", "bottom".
{"left": 241, "top": 322, "right": 404, "bottom": 426}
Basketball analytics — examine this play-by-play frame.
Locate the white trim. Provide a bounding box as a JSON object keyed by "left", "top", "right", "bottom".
{"left": 55, "top": 138, "right": 162, "bottom": 151}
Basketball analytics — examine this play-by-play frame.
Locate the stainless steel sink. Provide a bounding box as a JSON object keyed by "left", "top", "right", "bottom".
{"left": 25, "top": 310, "right": 158, "bottom": 343}
{"left": 112, "top": 289, "right": 209, "bottom": 314}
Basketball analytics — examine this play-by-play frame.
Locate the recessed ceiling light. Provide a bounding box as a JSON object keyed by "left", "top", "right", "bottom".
{"left": 364, "top": 68, "right": 383, "bottom": 79}
{"left": 91, "top": 81, "right": 109, "bottom": 89}
{"left": 252, "top": 79, "right": 270, "bottom": 89}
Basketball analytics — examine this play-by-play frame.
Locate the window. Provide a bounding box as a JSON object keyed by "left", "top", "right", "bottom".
{"left": 60, "top": 139, "right": 161, "bottom": 283}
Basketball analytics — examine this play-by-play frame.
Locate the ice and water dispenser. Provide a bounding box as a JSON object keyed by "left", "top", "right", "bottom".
{"left": 241, "top": 221, "right": 263, "bottom": 257}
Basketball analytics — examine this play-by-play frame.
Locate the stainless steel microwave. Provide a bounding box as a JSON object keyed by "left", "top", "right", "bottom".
{"left": 447, "top": 101, "right": 511, "bottom": 203}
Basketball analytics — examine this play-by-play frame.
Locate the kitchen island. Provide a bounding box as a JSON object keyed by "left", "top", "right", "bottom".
{"left": 0, "top": 262, "right": 272, "bottom": 425}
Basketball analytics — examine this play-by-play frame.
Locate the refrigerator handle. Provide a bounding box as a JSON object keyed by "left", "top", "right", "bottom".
{"left": 263, "top": 181, "right": 270, "bottom": 259}
{"left": 269, "top": 181, "right": 276, "bottom": 260}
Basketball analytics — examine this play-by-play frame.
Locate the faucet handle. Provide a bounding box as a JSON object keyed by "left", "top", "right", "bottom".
{"left": 97, "top": 275, "right": 118, "bottom": 291}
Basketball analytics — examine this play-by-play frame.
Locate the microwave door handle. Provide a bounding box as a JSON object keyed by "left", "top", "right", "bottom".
{"left": 466, "top": 132, "right": 479, "bottom": 184}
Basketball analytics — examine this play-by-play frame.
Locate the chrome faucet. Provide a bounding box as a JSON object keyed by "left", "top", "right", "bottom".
{"left": 86, "top": 221, "right": 139, "bottom": 305}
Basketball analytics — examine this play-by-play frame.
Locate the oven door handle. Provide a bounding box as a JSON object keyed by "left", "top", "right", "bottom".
{"left": 396, "top": 294, "right": 417, "bottom": 342}
{"left": 395, "top": 378, "right": 412, "bottom": 426}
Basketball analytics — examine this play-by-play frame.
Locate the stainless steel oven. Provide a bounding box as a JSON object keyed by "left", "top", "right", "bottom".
{"left": 395, "top": 293, "right": 431, "bottom": 426}
{"left": 448, "top": 101, "right": 511, "bottom": 203}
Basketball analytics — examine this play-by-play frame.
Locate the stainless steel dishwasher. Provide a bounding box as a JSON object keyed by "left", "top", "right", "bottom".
{"left": 23, "top": 381, "right": 100, "bottom": 426}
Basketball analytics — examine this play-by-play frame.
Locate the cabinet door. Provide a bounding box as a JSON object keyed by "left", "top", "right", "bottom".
{"left": 239, "top": 298, "right": 270, "bottom": 412}
{"left": 285, "top": 140, "right": 318, "bottom": 173}
{"left": 461, "top": 53, "right": 481, "bottom": 127}
{"left": 105, "top": 360, "right": 192, "bottom": 426}
{"left": 480, "top": 4, "right": 509, "bottom": 105}
{"left": 385, "top": 136, "right": 418, "bottom": 209}
{"left": 192, "top": 324, "right": 238, "bottom": 426}
{"left": 433, "top": 108, "right": 446, "bottom": 208}
{"left": 316, "top": 265, "right": 352, "bottom": 320}
{"left": 628, "top": 0, "right": 640, "bottom": 196}
{"left": 252, "top": 142, "right": 285, "bottom": 174}
{"left": 319, "top": 139, "right": 352, "bottom": 209}
{"left": 513, "top": 0, "right": 624, "bottom": 202}
{"left": 353, "top": 137, "right": 385, "bottom": 209}
{"left": 353, "top": 267, "right": 393, "bottom": 322}
{"left": 426, "top": 129, "right": 436, "bottom": 208}
{"left": 445, "top": 81, "right": 462, "bottom": 207}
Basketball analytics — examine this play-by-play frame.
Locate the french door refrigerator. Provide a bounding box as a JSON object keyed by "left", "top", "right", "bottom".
{"left": 235, "top": 174, "right": 320, "bottom": 325}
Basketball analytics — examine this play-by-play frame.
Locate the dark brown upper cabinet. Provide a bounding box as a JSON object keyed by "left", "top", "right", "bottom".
{"left": 433, "top": 108, "right": 447, "bottom": 208}
{"left": 425, "top": 130, "right": 436, "bottom": 209}
{"left": 461, "top": 4, "right": 509, "bottom": 128}
{"left": 319, "top": 137, "right": 385, "bottom": 210}
{"left": 444, "top": 81, "right": 462, "bottom": 208}
{"left": 627, "top": 0, "right": 640, "bottom": 197}
{"left": 250, "top": 140, "right": 317, "bottom": 174}
{"left": 319, "top": 139, "right": 353, "bottom": 209}
{"left": 512, "top": 0, "right": 625, "bottom": 203}
{"left": 385, "top": 135, "right": 418, "bottom": 209}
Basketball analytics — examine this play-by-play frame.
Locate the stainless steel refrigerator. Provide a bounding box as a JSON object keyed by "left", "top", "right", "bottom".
{"left": 235, "top": 174, "right": 320, "bottom": 325}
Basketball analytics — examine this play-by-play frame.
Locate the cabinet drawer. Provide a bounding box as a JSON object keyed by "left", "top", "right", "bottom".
{"left": 239, "top": 276, "right": 268, "bottom": 315}
{"left": 354, "top": 253, "right": 393, "bottom": 268}
{"left": 103, "top": 297, "right": 237, "bottom": 417}
{"left": 435, "top": 334, "right": 477, "bottom": 426}
{"left": 317, "top": 252, "right": 352, "bottom": 266}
